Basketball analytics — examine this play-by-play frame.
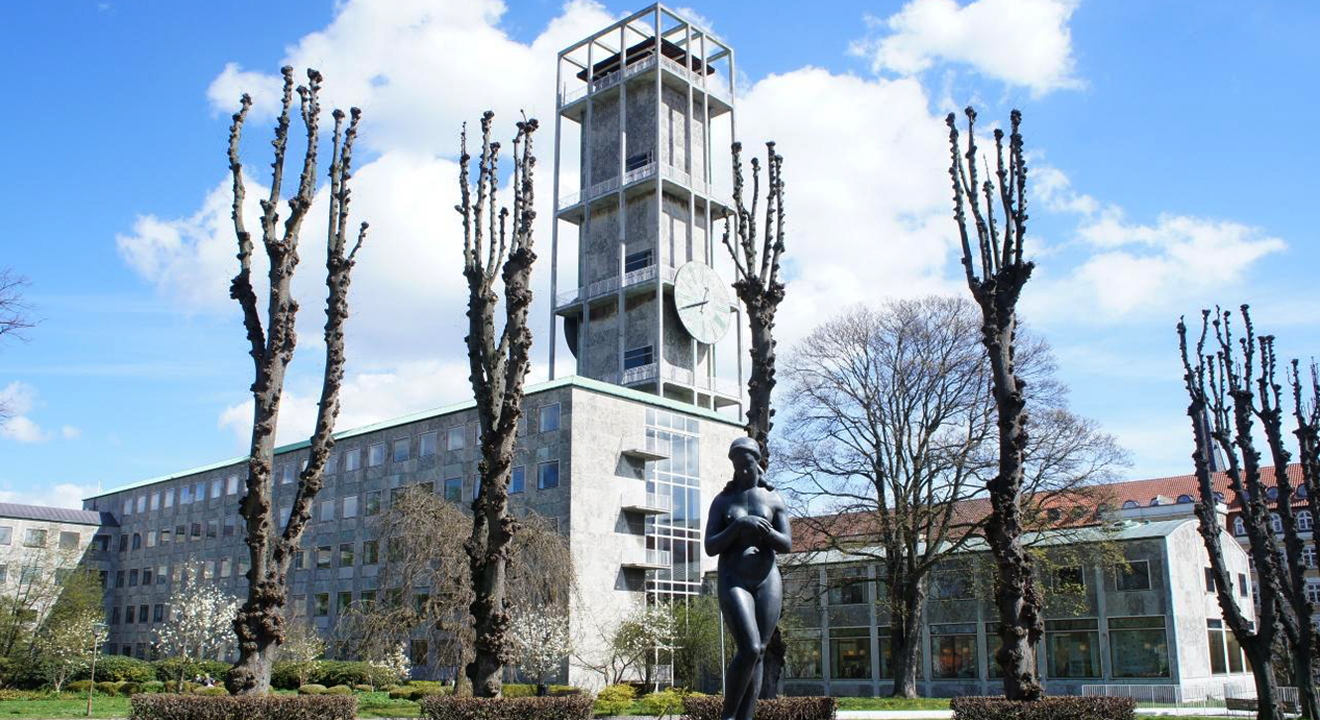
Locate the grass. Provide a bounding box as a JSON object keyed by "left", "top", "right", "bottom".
{"left": 0, "top": 693, "right": 131, "bottom": 718}
{"left": 836, "top": 697, "right": 952, "bottom": 710}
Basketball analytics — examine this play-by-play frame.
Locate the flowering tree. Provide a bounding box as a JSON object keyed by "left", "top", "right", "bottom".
{"left": 509, "top": 608, "right": 572, "bottom": 695}
{"left": 277, "top": 617, "right": 325, "bottom": 688}
{"left": 367, "top": 643, "right": 411, "bottom": 688}
{"left": 35, "top": 608, "right": 106, "bottom": 692}
{"left": 155, "top": 583, "right": 240, "bottom": 685}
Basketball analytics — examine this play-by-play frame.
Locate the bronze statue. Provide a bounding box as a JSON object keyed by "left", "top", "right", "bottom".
{"left": 705, "top": 437, "right": 792, "bottom": 720}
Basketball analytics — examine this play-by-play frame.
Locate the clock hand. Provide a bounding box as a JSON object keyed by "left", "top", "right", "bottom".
{"left": 680, "top": 300, "right": 709, "bottom": 309}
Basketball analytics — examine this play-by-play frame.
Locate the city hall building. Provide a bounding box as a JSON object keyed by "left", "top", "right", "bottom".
{"left": 0, "top": 3, "right": 1268, "bottom": 697}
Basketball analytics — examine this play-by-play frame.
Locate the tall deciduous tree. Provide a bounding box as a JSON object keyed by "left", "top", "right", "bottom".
{"left": 721, "top": 140, "right": 789, "bottom": 698}
{"left": 223, "top": 66, "right": 368, "bottom": 694}
{"left": 1178, "top": 307, "right": 1316, "bottom": 720}
{"left": 781, "top": 298, "right": 1126, "bottom": 698}
{"left": 946, "top": 107, "right": 1042, "bottom": 700}
{"left": 0, "top": 269, "right": 36, "bottom": 422}
{"left": 156, "top": 583, "right": 240, "bottom": 686}
{"left": 453, "top": 110, "right": 539, "bottom": 697}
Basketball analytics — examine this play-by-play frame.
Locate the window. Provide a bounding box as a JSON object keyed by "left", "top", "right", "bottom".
{"left": 23, "top": 529, "right": 46, "bottom": 548}
{"left": 1116, "top": 560, "right": 1151, "bottom": 591}
{"left": 931, "top": 624, "right": 978, "bottom": 679}
{"left": 827, "top": 568, "right": 867, "bottom": 605}
{"left": 1304, "top": 546, "right": 1318, "bottom": 569}
{"left": 1108, "top": 616, "right": 1170, "bottom": 678}
{"left": 1176, "top": 494, "right": 1193, "bottom": 504}
{"left": 343, "top": 449, "right": 361, "bottom": 472}
{"left": 365, "top": 491, "right": 381, "bottom": 516}
{"left": 319, "top": 500, "right": 334, "bottom": 522}
{"left": 538, "top": 403, "right": 561, "bottom": 433}
{"left": 419, "top": 431, "right": 438, "bottom": 457}
{"left": 1306, "top": 580, "right": 1320, "bottom": 604}
{"left": 194, "top": 481, "right": 206, "bottom": 500}
{"left": 126, "top": 606, "right": 136, "bottom": 624}
{"left": 181, "top": 485, "right": 192, "bottom": 504}
{"left": 223, "top": 517, "right": 235, "bottom": 537}
{"left": 442, "top": 478, "right": 463, "bottom": 503}
{"left": 211, "top": 479, "right": 222, "bottom": 498}
{"left": 279, "top": 464, "right": 293, "bottom": 484}
{"left": 1046, "top": 619, "right": 1100, "bottom": 678}
{"left": 145, "top": 530, "right": 157, "bottom": 548}
{"left": 447, "top": 426, "right": 465, "bottom": 451}
{"left": 150, "top": 493, "right": 160, "bottom": 511}
{"left": 1270, "top": 513, "right": 1283, "bottom": 534}
{"left": 828, "top": 627, "right": 870, "bottom": 679}
{"left": 1239, "top": 573, "right": 1250, "bottom": 597}
{"left": 205, "top": 519, "right": 217, "bottom": 538}
{"left": 1055, "top": 566, "right": 1085, "bottom": 593}
{"left": 123, "top": 499, "right": 133, "bottom": 515}
{"left": 538, "top": 461, "right": 560, "bottom": 490}
{"left": 1121, "top": 499, "right": 1139, "bottom": 509}
{"left": 129, "top": 569, "right": 139, "bottom": 587}
{"left": 1299, "top": 510, "right": 1314, "bottom": 532}
{"left": 368, "top": 443, "right": 386, "bottom": 467}
{"left": 157, "top": 565, "right": 166, "bottom": 585}
{"left": 339, "top": 543, "right": 354, "bottom": 567}
{"left": 1149, "top": 497, "right": 1162, "bottom": 507}
{"left": 510, "top": 466, "right": 525, "bottom": 494}
{"left": 336, "top": 591, "right": 352, "bottom": 617}
{"left": 624, "top": 249, "right": 653, "bottom": 272}
{"left": 624, "top": 345, "right": 654, "bottom": 370}
{"left": 410, "top": 639, "right": 429, "bottom": 666}
{"left": 293, "top": 551, "right": 304, "bottom": 570}
{"left": 783, "top": 632, "right": 822, "bottom": 680}
{"left": 1267, "top": 487, "right": 1280, "bottom": 501}
{"left": 153, "top": 604, "right": 164, "bottom": 623}
{"left": 1233, "top": 517, "right": 1246, "bottom": 536}
{"left": 1204, "top": 567, "right": 1217, "bottom": 593}
{"left": 625, "top": 150, "right": 652, "bottom": 172}
{"left": 317, "top": 546, "right": 332, "bottom": 569}
{"left": 343, "top": 496, "right": 358, "bottom": 519}
{"left": 58, "top": 531, "right": 79, "bottom": 550}
{"left": 392, "top": 438, "right": 410, "bottom": 463}
{"left": 932, "top": 571, "right": 973, "bottom": 600}
{"left": 142, "top": 567, "right": 153, "bottom": 585}
{"left": 0, "top": 527, "right": 10, "bottom": 545}
{"left": 227, "top": 475, "right": 239, "bottom": 495}
{"left": 163, "top": 489, "right": 174, "bottom": 508}
{"left": 137, "top": 495, "right": 147, "bottom": 512}
{"left": 203, "top": 561, "right": 214, "bottom": 580}
{"left": 363, "top": 540, "right": 379, "bottom": 565}
{"left": 314, "top": 593, "right": 329, "bottom": 617}
{"left": 1208, "top": 619, "right": 1228, "bottom": 675}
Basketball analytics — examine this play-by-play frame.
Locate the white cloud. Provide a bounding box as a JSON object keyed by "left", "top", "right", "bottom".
{"left": 1, "top": 382, "right": 52, "bottom": 444}
{"left": 0, "top": 482, "right": 101, "bottom": 510}
{"left": 207, "top": 63, "right": 284, "bottom": 118}
{"left": 61, "top": 426, "right": 82, "bottom": 440}
{"left": 850, "top": 0, "right": 1082, "bottom": 97}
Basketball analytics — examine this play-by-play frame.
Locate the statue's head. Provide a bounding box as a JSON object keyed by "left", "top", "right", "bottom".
{"left": 726, "top": 437, "right": 772, "bottom": 491}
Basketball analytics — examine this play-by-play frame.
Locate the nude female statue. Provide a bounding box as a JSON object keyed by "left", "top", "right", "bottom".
{"left": 704, "top": 436, "right": 792, "bottom": 720}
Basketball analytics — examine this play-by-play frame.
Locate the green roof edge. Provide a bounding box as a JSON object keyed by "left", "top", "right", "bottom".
{"left": 84, "top": 375, "right": 743, "bottom": 501}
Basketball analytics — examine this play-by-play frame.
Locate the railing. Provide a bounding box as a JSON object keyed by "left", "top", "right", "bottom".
{"left": 661, "top": 365, "right": 742, "bottom": 397}
{"left": 559, "top": 158, "right": 730, "bottom": 212}
{"left": 559, "top": 52, "right": 732, "bottom": 107}
{"left": 1081, "top": 682, "right": 1298, "bottom": 711}
{"left": 645, "top": 493, "right": 673, "bottom": 512}
{"left": 621, "top": 362, "right": 658, "bottom": 385}
{"left": 646, "top": 549, "right": 672, "bottom": 567}
{"left": 555, "top": 263, "right": 675, "bottom": 308}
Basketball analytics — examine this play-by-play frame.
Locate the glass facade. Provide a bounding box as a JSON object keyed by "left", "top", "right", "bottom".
{"left": 1046, "top": 619, "right": 1100, "bottom": 678}
{"left": 1108, "top": 616, "right": 1170, "bottom": 678}
{"left": 930, "top": 623, "right": 977, "bottom": 679}
{"left": 829, "top": 627, "right": 870, "bottom": 679}
{"left": 644, "top": 409, "right": 703, "bottom": 597}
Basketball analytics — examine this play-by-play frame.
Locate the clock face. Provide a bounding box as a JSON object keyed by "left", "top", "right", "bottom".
{"left": 674, "top": 262, "right": 733, "bottom": 345}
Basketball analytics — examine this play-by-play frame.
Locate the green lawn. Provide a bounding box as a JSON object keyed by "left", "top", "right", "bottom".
{"left": 0, "top": 693, "right": 131, "bottom": 718}
{"left": 836, "top": 697, "right": 952, "bottom": 710}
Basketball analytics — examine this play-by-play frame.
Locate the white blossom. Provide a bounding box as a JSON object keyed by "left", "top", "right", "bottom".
{"left": 510, "top": 609, "right": 573, "bottom": 687}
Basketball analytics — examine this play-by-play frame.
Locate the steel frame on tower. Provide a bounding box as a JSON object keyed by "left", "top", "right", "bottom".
{"left": 547, "top": 4, "right": 741, "bottom": 415}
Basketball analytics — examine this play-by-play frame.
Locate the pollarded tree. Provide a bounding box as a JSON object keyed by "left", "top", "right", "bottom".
{"left": 1288, "top": 360, "right": 1320, "bottom": 691}
{"left": 721, "top": 140, "right": 789, "bottom": 697}
{"left": 156, "top": 582, "right": 240, "bottom": 686}
{"left": 782, "top": 297, "right": 1127, "bottom": 698}
{"left": 509, "top": 608, "right": 572, "bottom": 696}
{"left": 453, "top": 110, "right": 540, "bottom": 697}
{"left": 946, "top": 107, "right": 1042, "bottom": 700}
{"left": 1178, "top": 307, "right": 1316, "bottom": 720}
{"left": 223, "top": 67, "right": 368, "bottom": 694}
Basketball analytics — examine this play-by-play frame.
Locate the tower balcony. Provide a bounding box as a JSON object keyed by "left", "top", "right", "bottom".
{"left": 558, "top": 43, "right": 733, "bottom": 120}
{"left": 556, "top": 160, "right": 733, "bottom": 226}
{"left": 614, "top": 360, "right": 742, "bottom": 408}
{"left": 554, "top": 262, "right": 676, "bottom": 314}
{"left": 621, "top": 485, "right": 672, "bottom": 515}
{"left": 621, "top": 536, "right": 672, "bottom": 571}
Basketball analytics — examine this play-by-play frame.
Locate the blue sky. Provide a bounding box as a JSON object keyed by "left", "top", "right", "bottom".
{"left": 1, "top": 0, "right": 1316, "bottom": 507}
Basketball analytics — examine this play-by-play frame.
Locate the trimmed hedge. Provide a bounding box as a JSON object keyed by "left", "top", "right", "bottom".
{"left": 949, "top": 697, "right": 1137, "bottom": 720}
{"left": 270, "top": 660, "right": 383, "bottom": 690}
{"left": 297, "top": 684, "right": 327, "bottom": 695}
{"left": 76, "top": 656, "right": 156, "bottom": 683}
{"left": 683, "top": 696, "right": 838, "bottom": 720}
{"left": 325, "top": 685, "right": 353, "bottom": 696}
{"left": 419, "top": 695, "right": 594, "bottom": 720}
{"left": 129, "top": 694, "right": 357, "bottom": 720}
{"left": 191, "top": 686, "right": 228, "bottom": 696}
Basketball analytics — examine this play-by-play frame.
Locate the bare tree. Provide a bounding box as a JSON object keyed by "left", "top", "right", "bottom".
{"left": 1289, "top": 360, "right": 1320, "bottom": 691}
{"left": 1177, "top": 307, "right": 1311, "bottom": 720}
{"left": 453, "top": 110, "right": 540, "bottom": 697}
{"left": 945, "top": 107, "right": 1043, "bottom": 700}
{"left": 0, "top": 269, "right": 36, "bottom": 422}
{"left": 223, "top": 66, "right": 368, "bottom": 694}
{"left": 782, "top": 298, "right": 1126, "bottom": 697}
{"left": 721, "top": 140, "right": 789, "bottom": 698}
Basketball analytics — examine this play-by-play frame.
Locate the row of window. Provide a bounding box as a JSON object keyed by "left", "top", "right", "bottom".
{"left": 116, "top": 405, "right": 565, "bottom": 517}
{"left": 115, "top": 559, "right": 250, "bottom": 592}
{"left": 819, "top": 561, "right": 1158, "bottom": 606}
{"left": 788, "top": 616, "right": 1172, "bottom": 681}
{"left": 1232, "top": 510, "right": 1314, "bottom": 535}
{"left": 116, "top": 461, "right": 564, "bottom": 557}
{"left": 0, "top": 526, "right": 80, "bottom": 550}
{"left": 1121, "top": 484, "right": 1312, "bottom": 510}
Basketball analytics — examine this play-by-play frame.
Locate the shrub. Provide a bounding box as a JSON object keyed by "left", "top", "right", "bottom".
{"left": 950, "top": 697, "right": 1136, "bottom": 720}
{"left": 550, "top": 685, "right": 579, "bottom": 696}
{"left": 325, "top": 685, "right": 353, "bottom": 695}
{"left": 153, "top": 658, "right": 231, "bottom": 684}
{"left": 141, "top": 681, "right": 166, "bottom": 693}
{"left": 640, "top": 688, "right": 689, "bottom": 716}
{"left": 120, "top": 681, "right": 142, "bottom": 696}
{"left": 0, "top": 689, "right": 38, "bottom": 700}
{"left": 314, "top": 660, "right": 376, "bottom": 688}
{"left": 129, "top": 693, "right": 357, "bottom": 720}
{"left": 682, "top": 695, "right": 837, "bottom": 720}
{"left": 80, "top": 656, "right": 156, "bottom": 683}
{"left": 389, "top": 687, "right": 419, "bottom": 700}
{"left": 191, "top": 686, "right": 228, "bottom": 696}
{"left": 502, "top": 683, "right": 535, "bottom": 697}
{"left": 354, "top": 684, "right": 374, "bottom": 692}
{"left": 97, "top": 681, "right": 123, "bottom": 695}
{"left": 419, "top": 695, "right": 595, "bottom": 720}
{"left": 163, "top": 680, "right": 197, "bottom": 693}
{"left": 298, "top": 683, "right": 327, "bottom": 695}
{"left": 67, "top": 680, "right": 94, "bottom": 693}
{"left": 270, "top": 662, "right": 301, "bottom": 690}
{"left": 595, "top": 684, "right": 636, "bottom": 716}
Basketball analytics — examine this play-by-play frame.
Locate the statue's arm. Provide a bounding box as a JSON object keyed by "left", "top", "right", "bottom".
{"left": 704, "top": 496, "right": 738, "bottom": 557}
{"left": 764, "top": 499, "right": 793, "bottom": 554}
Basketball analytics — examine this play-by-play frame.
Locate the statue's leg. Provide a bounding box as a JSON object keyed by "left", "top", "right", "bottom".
{"left": 735, "top": 571, "right": 784, "bottom": 720}
{"left": 721, "top": 585, "right": 760, "bottom": 720}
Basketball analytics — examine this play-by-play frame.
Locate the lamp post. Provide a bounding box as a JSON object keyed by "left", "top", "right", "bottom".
{"left": 86, "top": 621, "right": 107, "bottom": 717}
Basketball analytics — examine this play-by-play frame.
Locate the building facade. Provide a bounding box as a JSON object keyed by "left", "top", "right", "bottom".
{"left": 778, "top": 503, "right": 1258, "bottom": 698}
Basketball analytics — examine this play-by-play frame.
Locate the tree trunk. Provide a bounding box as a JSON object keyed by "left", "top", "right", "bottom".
{"left": 1246, "top": 642, "right": 1284, "bottom": 720}
{"left": 889, "top": 629, "right": 922, "bottom": 699}
{"left": 757, "top": 627, "right": 784, "bottom": 699}
{"left": 1292, "top": 652, "right": 1319, "bottom": 720}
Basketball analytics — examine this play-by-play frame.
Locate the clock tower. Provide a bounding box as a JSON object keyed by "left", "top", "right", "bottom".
{"left": 548, "top": 4, "right": 742, "bottom": 413}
